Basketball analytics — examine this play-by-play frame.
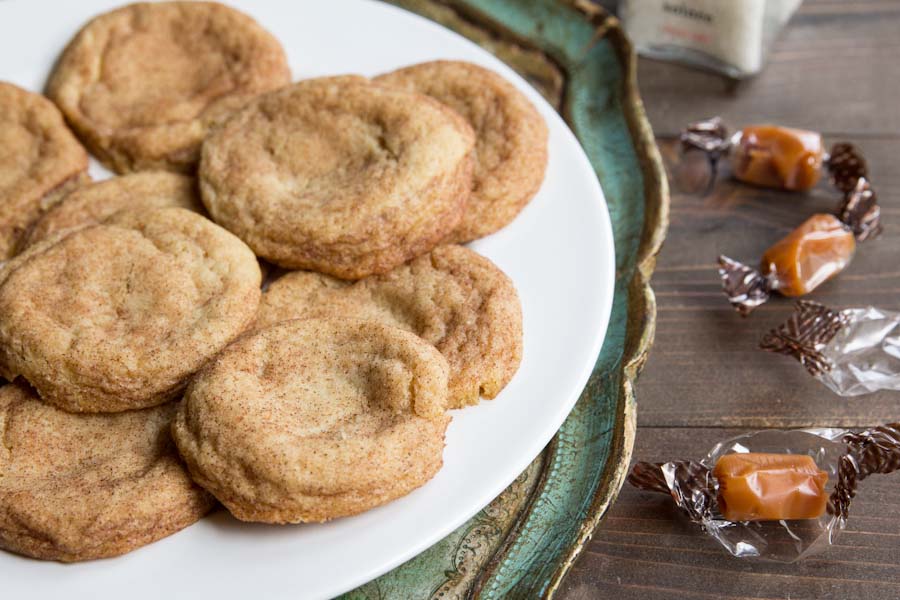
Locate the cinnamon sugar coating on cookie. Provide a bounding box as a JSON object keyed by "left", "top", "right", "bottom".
{"left": 199, "top": 75, "right": 475, "bottom": 279}
{"left": 258, "top": 245, "right": 523, "bottom": 407}
{"left": 376, "top": 60, "right": 548, "bottom": 242}
{"left": 172, "top": 318, "right": 450, "bottom": 523}
{"left": 0, "top": 207, "right": 261, "bottom": 412}
{"left": 22, "top": 172, "right": 204, "bottom": 249}
{"left": 0, "top": 82, "right": 89, "bottom": 259}
{"left": 0, "top": 383, "right": 214, "bottom": 562}
{"left": 47, "top": 1, "right": 290, "bottom": 173}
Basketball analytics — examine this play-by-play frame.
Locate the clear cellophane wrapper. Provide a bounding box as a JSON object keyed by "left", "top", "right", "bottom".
{"left": 628, "top": 424, "right": 900, "bottom": 561}
{"left": 763, "top": 301, "right": 900, "bottom": 396}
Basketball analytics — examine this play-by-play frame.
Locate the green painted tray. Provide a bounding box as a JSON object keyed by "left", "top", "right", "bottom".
{"left": 346, "top": 1, "right": 668, "bottom": 597}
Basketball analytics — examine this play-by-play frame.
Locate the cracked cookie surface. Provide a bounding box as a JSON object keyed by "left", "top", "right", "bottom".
{"left": 46, "top": 1, "right": 290, "bottom": 174}
{"left": 172, "top": 318, "right": 450, "bottom": 523}
{"left": 257, "top": 245, "right": 523, "bottom": 408}
{"left": 0, "top": 82, "right": 89, "bottom": 260}
{"left": 0, "top": 207, "right": 261, "bottom": 412}
{"left": 199, "top": 75, "right": 475, "bottom": 279}
{"left": 376, "top": 60, "right": 548, "bottom": 243}
{"left": 22, "top": 172, "right": 203, "bottom": 249}
{"left": 0, "top": 382, "right": 214, "bottom": 562}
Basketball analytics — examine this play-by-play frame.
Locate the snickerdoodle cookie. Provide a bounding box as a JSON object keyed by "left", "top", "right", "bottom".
{"left": 46, "top": 1, "right": 290, "bottom": 174}
{"left": 257, "top": 245, "right": 522, "bottom": 408}
{"left": 0, "top": 382, "right": 215, "bottom": 562}
{"left": 0, "top": 207, "right": 261, "bottom": 413}
{"left": 22, "top": 172, "right": 203, "bottom": 249}
{"left": 0, "top": 82, "right": 89, "bottom": 259}
{"left": 376, "top": 61, "right": 548, "bottom": 242}
{"left": 199, "top": 75, "right": 475, "bottom": 279}
{"left": 172, "top": 318, "right": 450, "bottom": 523}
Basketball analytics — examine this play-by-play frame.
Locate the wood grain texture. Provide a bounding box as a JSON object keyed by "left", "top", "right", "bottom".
{"left": 639, "top": 136, "right": 900, "bottom": 429}
{"left": 638, "top": 1, "right": 900, "bottom": 137}
{"left": 560, "top": 0, "right": 900, "bottom": 597}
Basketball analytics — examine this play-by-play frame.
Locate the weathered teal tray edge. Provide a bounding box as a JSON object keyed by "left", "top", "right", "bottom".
{"left": 346, "top": 2, "right": 669, "bottom": 598}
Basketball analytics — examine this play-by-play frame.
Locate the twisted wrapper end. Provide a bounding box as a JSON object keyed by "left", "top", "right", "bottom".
{"left": 827, "top": 142, "right": 869, "bottom": 195}
{"left": 718, "top": 255, "right": 771, "bottom": 316}
{"left": 829, "top": 423, "right": 900, "bottom": 521}
{"left": 681, "top": 117, "right": 732, "bottom": 194}
{"left": 628, "top": 461, "right": 716, "bottom": 523}
{"left": 839, "top": 177, "right": 882, "bottom": 242}
{"left": 627, "top": 461, "right": 672, "bottom": 494}
{"left": 827, "top": 143, "right": 881, "bottom": 241}
{"left": 681, "top": 117, "right": 731, "bottom": 156}
{"left": 760, "top": 300, "right": 849, "bottom": 376}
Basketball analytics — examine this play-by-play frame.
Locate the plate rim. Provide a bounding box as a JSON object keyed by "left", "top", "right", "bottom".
{"left": 360, "top": 2, "right": 670, "bottom": 596}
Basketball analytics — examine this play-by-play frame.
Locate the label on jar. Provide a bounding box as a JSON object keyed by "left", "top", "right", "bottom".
{"left": 619, "top": 0, "right": 800, "bottom": 77}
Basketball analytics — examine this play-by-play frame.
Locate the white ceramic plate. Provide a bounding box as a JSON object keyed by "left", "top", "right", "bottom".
{"left": 0, "top": 1, "right": 615, "bottom": 598}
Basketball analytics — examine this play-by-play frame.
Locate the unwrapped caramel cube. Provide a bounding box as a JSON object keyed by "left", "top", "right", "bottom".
{"left": 714, "top": 453, "right": 828, "bottom": 521}
{"left": 733, "top": 125, "right": 824, "bottom": 191}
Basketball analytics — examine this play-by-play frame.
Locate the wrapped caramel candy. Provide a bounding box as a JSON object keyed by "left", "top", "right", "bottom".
{"left": 714, "top": 453, "right": 828, "bottom": 521}
{"left": 759, "top": 213, "right": 855, "bottom": 296}
{"left": 681, "top": 117, "right": 868, "bottom": 193}
{"left": 719, "top": 177, "right": 881, "bottom": 315}
{"left": 732, "top": 126, "right": 824, "bottom": 191}
{"left": 628, "top": 424, "right": 900, "bottom": 561}
{"left": 762, "top": 300, "right": 900, "bottom": 395}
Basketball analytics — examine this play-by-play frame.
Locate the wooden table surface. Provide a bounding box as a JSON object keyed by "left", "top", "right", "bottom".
{"left": 559, "top": 1, "right": 900, "bottom": 598}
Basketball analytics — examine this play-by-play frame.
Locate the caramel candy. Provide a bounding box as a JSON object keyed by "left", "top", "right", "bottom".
{"left": 714, "top": 453, "right": 828, "bottom": 522}
{"left": 761, "top": 213, "right": 855, "bottom": 297}
{"left": 732, "top": 126, "right": 824, "bottom": 191}
{"left": 719, "top": 176, "right": 879, "bottom": 315}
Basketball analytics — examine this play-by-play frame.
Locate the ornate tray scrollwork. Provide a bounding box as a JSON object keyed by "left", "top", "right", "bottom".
{"left": 346, "top": 1, "right": 669, "bottom": 597}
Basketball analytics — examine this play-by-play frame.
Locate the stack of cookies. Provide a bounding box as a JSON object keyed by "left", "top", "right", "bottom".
{"left": 0, "top": 1, "right": 547, "bottom": 562}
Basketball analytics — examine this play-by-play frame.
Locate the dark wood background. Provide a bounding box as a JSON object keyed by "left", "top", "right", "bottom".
{"left": 559, "top": 1, "right": 900, "bottom": 598}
